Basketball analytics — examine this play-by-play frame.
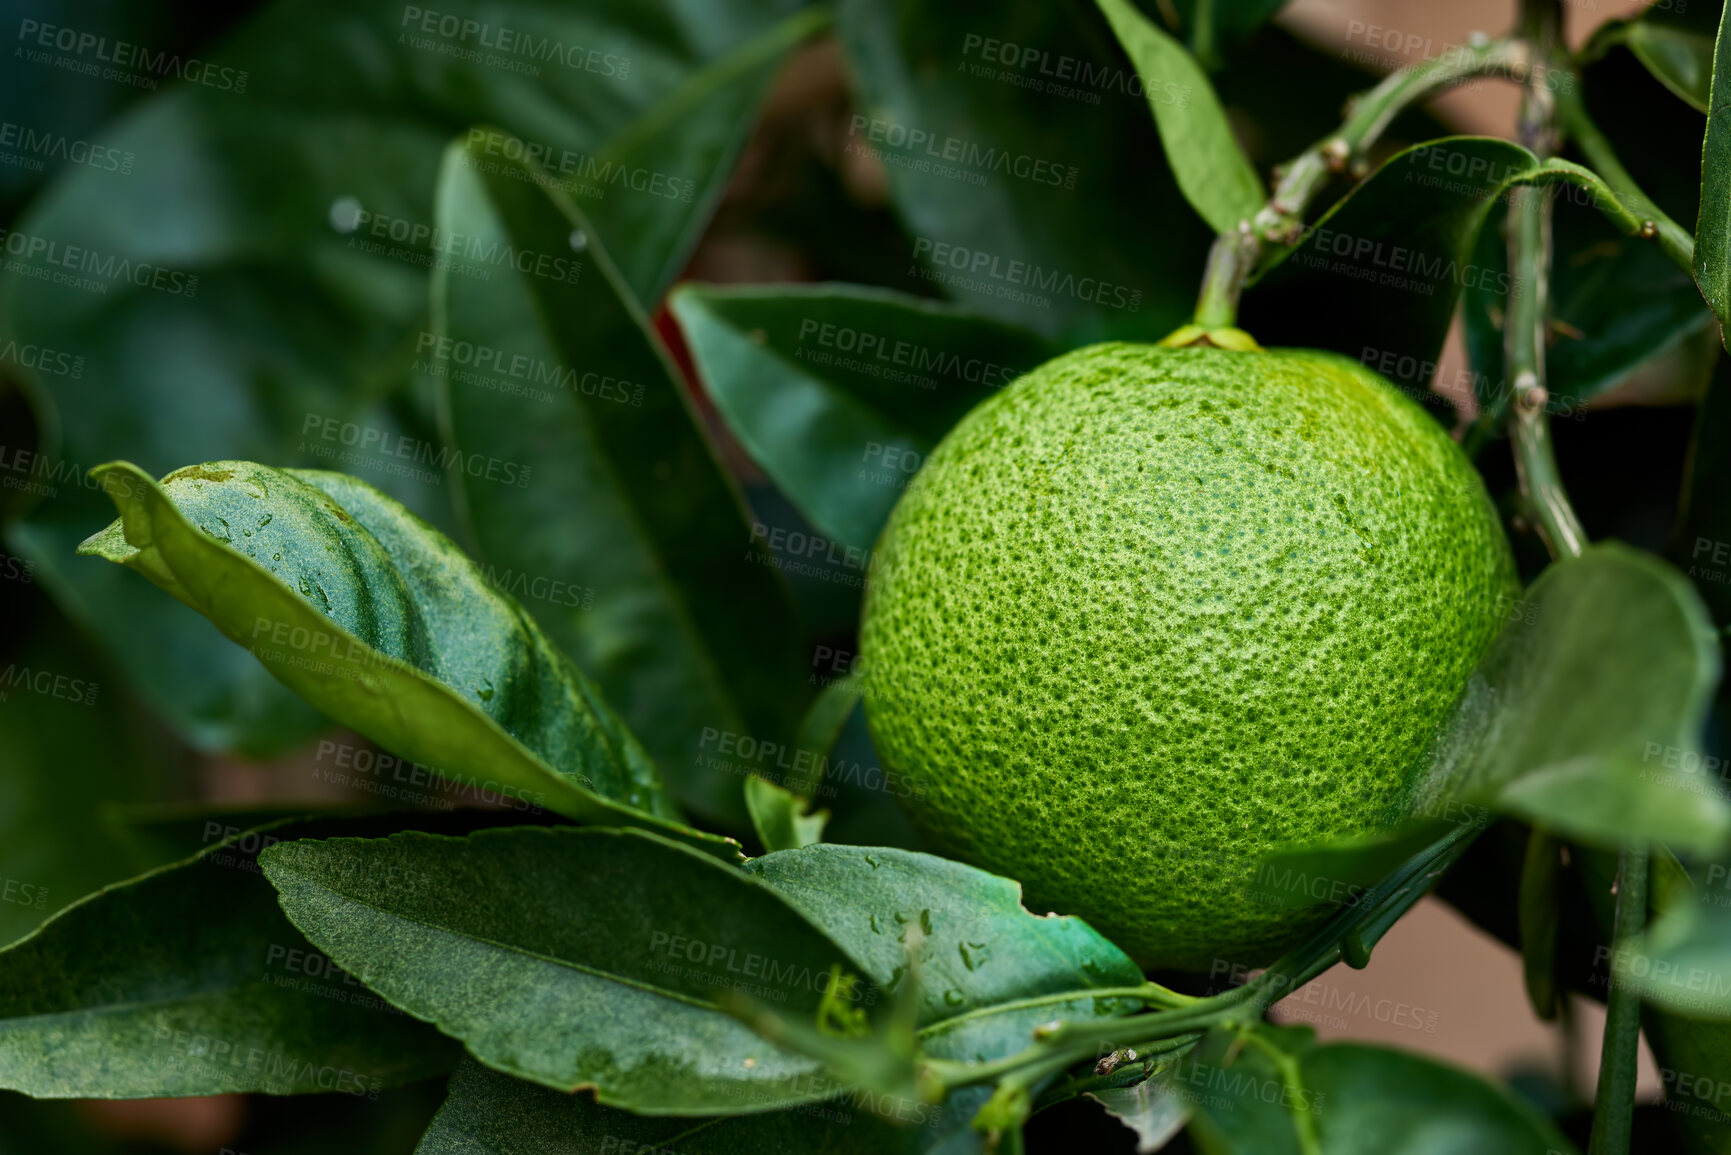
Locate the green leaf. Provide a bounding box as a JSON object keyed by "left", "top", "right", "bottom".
{"left": 794, "top": 674, "right": 867, "bottom": 798}
{"left": 261, "top": 826, "right": 875, "bottom": 1112}
{"left": 1257, "top": 545, "right": 1727, "bottom": 947}
{"left": 835, "top": 0, "right": 1214, "bottom": 343}
{"left": 1094, "top": 0, "right": 1266, "bottom": 233}
{"left": 1675, "top": 355, "right": 1731, "bottom": 629}
{"left": 716, "top": 974, "right": 923, "bottom": 1109}
{"left": 1169, "top": 0, "right": 1289, "bottom": 69}
{"left": 571, "top": 5, "right": 834, "bottom": 304}
{"left": 431, "top": 138, "right": 809, "bottom": 827}
{"left": 741, "top": 843, "right": 1141, "bottom": 1151}
{"left": 1243, "top": 138, "right": 1535, "bottom": 404}
{"left": 746, "top": 777, "right": 830, "bottom": 852}
{"left": 1518, "top": 829, "right": 1563, "bottom": 1021}
{"left": 1299, "top": 1044, "right": 1579, "bottom": 1153}
{"left": 743, "top": 845, "right": 1144, "bottom": 1060}
{"left": 1579, "top": 846, "right": 1731, "bottom": 1152}
{"left": 1694, "top": 0, "right": 1731, "bottom": 333}
{"left": 1256, "top": 818, "right": 1479, "bottom": 914}
{"left": 1247, "top": 138, "right": 1663, "bottom": 409}
{"left": 1643, "top": 1009, "right": 1731, "bottom": 1153}
{"left": 1627, "top": 19, "right": 1716, "bottom": 112}
{"left": 0, "top": 0, "right": 815, "bottom": 756}
{"left": 76, "top": 460, "right": 732, "bottom": 857}
{"left": 0, "top": 0, "right": 186, "bottom": 216}
{"left": 414, "top": 1058, "right": 940, "bottom": 1154}
{"left": 1186, "top": 1028, "right": 1577, "bottom": 1153}
{"left": 671, "top": 283, "right": 1055, "bottom": 550}
{"left": 1088, "top": 1059, "right": 1192, "bottom": 1151}
{"left": 1610, "top": 853, "right": 1731, "bottom": 1019}
{"left": 1460, "top": 196, "right": 1714, "bottom": 439}
{"left": 0, "top": 815, "right": 468, "bottom": 1098}
{"left": 0, "top": 613, "right": 188, "bottom": 947}
{"left": 1422, "top": 544, "right": 1730, "bottom": 855}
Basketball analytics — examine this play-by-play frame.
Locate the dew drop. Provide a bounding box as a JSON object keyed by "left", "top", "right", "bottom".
{"left": 329, "top": 195, "right": 364, "bottom": 234}
{"left": 476, "top": 678, "right": 496, "bottom": 702}
{"left": 942, "top": 989, "right": 965, "bottom": 1008}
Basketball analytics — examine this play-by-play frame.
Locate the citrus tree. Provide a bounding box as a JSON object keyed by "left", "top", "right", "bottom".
{"left": 0, "top": 0, "right": 1729, "bottom": 1152}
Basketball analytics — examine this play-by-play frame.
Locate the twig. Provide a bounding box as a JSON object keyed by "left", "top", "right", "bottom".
{"left": 1505, "top": 0, "right": 1587, "bottom": 560}
{"left": 1189, "top": 36, "right": 1530, "bottom": 329}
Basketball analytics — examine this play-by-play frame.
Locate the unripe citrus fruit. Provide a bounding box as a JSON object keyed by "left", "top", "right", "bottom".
{"left": 860, "top": 341, "right": 1517, "bottom": 971}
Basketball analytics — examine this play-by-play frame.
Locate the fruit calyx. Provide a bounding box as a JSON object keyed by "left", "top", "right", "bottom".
{"left": 1157, "top": 324, "right": 1263, "bottom": 352}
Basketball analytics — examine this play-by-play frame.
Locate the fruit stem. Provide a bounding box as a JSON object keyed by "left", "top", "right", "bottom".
{"left": 1588, "top": 846, "right": 1648, "bottom": 1155}
{"left": 1505, "top": 0, "right": 1587, "bottom": 561}
{"left": 1193, "top": 224, "right": 1257, "bottom": 329}
{"left": 1189, "top": 34, "right": 1529, "bottom": 329}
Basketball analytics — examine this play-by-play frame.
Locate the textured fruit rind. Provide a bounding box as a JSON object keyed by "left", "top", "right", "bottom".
{"left": 860, "top": 342, "right": 1518, "bottom": 971}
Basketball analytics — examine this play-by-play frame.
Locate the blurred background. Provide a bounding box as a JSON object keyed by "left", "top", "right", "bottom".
{"left": 0, "top": 0, "right": 1709, "bottom": 1150}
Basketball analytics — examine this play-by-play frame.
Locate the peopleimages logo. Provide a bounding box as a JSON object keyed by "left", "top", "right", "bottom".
{"left": 0, "top": 445, "right": 151, "bottom": 502}
{"left": 463, "top": 128, "right": 694, "bottom": 203}
{"left": 400, "top": 7, "right": 631, "bottom": 78}
{"left": 795, "top": 318, "right": 1024, "bottom": 390}
{"left": 845, "top": 115, "right": 1079, "bottom": 189}
{"left": 0, "top": 337, "right": 83, "bottom": 379}
{"left": 911, "top": 236, "right": 1143, "bottom": 312}
{"left": 333, "top": 199, "right": 582, "bottom": 284}
{"left": 958, "top": 33, "right": 1189, "bottom": 107}
{"left": 1293, "top": 224, "right": 1518, "bottom": 297}
{"left": 0, "top": 227, "right": 198, "bottom": 297}
{"left": 0, "top": 120, "right": 133, "bottom": 175}
{"left": 16, "top": 18, "right": 250, "bottom": 92}
{"left": 414, "top": 332, "right": 643, "bottom": 407}
{"left": 299, "top": 413, "right": 533, "bottom": 488}
{"left": 0, "top": 663, "right": 99, "bottom": 706}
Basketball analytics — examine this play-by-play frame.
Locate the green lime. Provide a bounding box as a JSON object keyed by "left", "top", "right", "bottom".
{"left": 860, "top": 341, "right": 1516, "bottom": 971}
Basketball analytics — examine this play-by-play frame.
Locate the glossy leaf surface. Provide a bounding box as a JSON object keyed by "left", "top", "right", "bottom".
{"left": 264, "top": 827, "right": 871, "bottom": 1112}
{"left": 0, "top": 815, "right": 470, "bottom": 1098}
{"left": 78, "top": 460, "right": 731, "bottom": 855}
